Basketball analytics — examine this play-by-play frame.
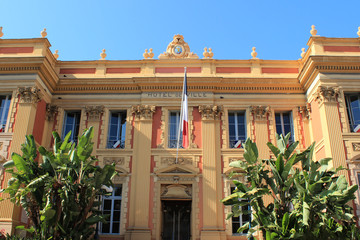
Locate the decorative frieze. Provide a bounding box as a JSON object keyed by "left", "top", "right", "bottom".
{"left": 46, "top": 104, "right": 58, "bottom": 121}
{"left": 298, "top": 103, "right": 311, "bottom": 119}
{"left": 353, "top": 143, "right": 360, "bottom": 151}
{"left": 85, "top": 105, "right": 104, "bottom": 121}
{"left": 17, "top": 86, "right": 42, "bottom": 104}
{"left": 250, "top": 105, "right": 270, "bottom": 120}
{"left": 103, "top": 157, "right": 125, "bottom": 166}
{"left": 131, "top": 105, "right": 156, "bottom": 120}
{"left": 161, "top": 157, "right": 192, "bottom": 166}
{"left": 198, "top": 105, "right": 223, "bottom": 120}
{"left": 314, "top": 86, "right": 340, "bottom": 104}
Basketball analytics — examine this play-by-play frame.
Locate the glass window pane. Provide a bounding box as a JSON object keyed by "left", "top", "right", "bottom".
{"left": 112, "top": 222, "right": 120, "bottom": 233}
{"left": 113, "top": 211, "right": 121, "bottom": 221}
{"left": 107, "top": 111, "right": 127, "bottom": 149}
{"left": 114, "top": 200, "right": 121, "bottom": 210}
{"left": 103, "top": 200, "right": 112, "bottom": 210}
{"left": 102, "top": 223, "right": 110, "bottom": 233}
{"left": 114, "top": 187, "right": 122, "bottom": 196}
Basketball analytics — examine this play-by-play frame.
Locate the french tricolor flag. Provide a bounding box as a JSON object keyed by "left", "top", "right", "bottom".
{"left": 354, "top": 125, "right": 360, "bottom": 133}
{"left": 181, "top": 68, "right": 189, "bottom": 148}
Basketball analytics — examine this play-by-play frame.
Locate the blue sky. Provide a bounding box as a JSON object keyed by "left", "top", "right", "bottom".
{"left": 0, "top": 0, "right": 359, "bottom": 61}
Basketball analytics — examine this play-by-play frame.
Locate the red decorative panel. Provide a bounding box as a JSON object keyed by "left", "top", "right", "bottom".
{"left": 216, "top": 67, "right": 251, "bottom": 73}
{"left": 261, "top": 68, "right": 298, "bottom": 73}
{"left": 59, "top": 68, "right": 96, "bottom": 74}
{"left": 32, "top": 100, "right": 46, "bottom": 144}
{"left": 0, "top": 47, "right": 34, "bottom": 54}
{"left": 106, "top": 68, "right": 141, "bottom": 74}
{"left": 155, "top": 67, "right": 201, "bottom": 73}
{"left": 151, "top": 107, "right": 162, "bottom": 148}
{"left": 324, "top": 46, "right": 360, "bottom": 52}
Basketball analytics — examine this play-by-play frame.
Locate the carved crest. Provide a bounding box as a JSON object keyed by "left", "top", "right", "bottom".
{"left": 159, "top": 35, "right": 198, "bottom": 59}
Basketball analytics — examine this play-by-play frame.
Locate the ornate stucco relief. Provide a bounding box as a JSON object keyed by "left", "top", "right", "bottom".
{"left": 17, "top": 86, "right": 42, "bottom": 104}
{"left": 198, "top": 105, "right": 223, "bottom": 120}
{"left": 131, "top": 105, "right": 155, "bottom": 120}
{"left": 85, "top": 105, "right": 104, "bottom": 121}
{"left": 250, "top": 105, "right": 270, "bottom": 121}
{"left": 46, "top": 104, "right": 58, "bottom": 121}
{"left": 314, "top": 86, "right": 340, "bottom": 104}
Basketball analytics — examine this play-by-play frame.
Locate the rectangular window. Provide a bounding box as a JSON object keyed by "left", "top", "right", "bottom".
{"left": 62, "top": 111, "right": 81, "bottom": 143}
{"left": 228, "top": 111, "right": 246, "bottom": 148}
{"left": 168, "top": 111, "right": 183, "bottom": 148}
{"left": 275, "top": 112, "right": 294, "bottom": 141}
{"left": 101, "top": 186, "right": 122, "bottom": 234}
{"left": 107, "top": 111, "right": 126, "bottom": 149}
{"left": 231, "top": 187, "right": 251, "bottom": 235}
{"left": 0, "top": 95, "right": 11, "bottom": 132}
{"left": 345, "top": 94, "right": 360, "bottom": 132}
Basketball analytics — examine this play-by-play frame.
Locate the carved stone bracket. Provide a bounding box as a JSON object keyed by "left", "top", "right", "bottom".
{"left": 161, "top": 157, "right": 192, "bottom": 165}
{"left": 250, "top": 105, "right": 270, "bottom": 120}
{"left": 85, "top": 105, "right": 104, "bottom": 121}
{"left": 352, "top": 143, "right": 360, "bottom": 151}
{"left": 46, "top": 104, "right": 58, "bottom": 121}
{"left": 298, "top": 103, "right": 311, "bottom": 119}
{"left": 315, "top": 86, "right": 340, "bottom": 104}
{"left": 198, "top": 105, "right": 223, "bottom": 120}
{"left": 131, "top": 105, "right": 156, "bottom": 120}
{"left": 17, "top": 87, "right": 42, "bottom": 104}
{"left": 103, "top": 157, "right": 125, "bottom": 166}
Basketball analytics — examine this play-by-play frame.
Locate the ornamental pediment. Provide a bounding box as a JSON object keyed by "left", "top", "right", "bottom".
{"left": 155, "top": 164, "right": 198, "bottom": 176}
{"left": 158, "top": 34, "right": 199, "bottom": 59}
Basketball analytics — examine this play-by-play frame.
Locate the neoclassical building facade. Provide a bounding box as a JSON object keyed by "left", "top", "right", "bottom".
{"left": 1, "top": 27, "right": 360, "bottom": 240}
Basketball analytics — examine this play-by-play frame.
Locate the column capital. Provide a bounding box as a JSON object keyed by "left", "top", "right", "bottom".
{"left": 198, "top": 105, "right": 223, "bottom": 120}
{"left": 250, "top": 105, "right": 270, "bottom": 121}
{"left": 314, "top": 86, "right": 341, "bottom": 104}
{"left": 131, "top": 105, "right": 155, "bottom": 120}
{"left": 17, "top": 86, "right": 42, "bottom": 104}
{"left": 298, "top": 103, "right": 311, "bottom": 119}
{"left": 85, "top": 105, "right": 104, "bottom": 121}
{"left": 46, "top": 104, "right": 58, "bottom": 121}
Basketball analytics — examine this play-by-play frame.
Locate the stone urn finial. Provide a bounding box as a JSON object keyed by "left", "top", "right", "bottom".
{"left": 300, "top": 48, "right": 306, "bottom": 58}
{"left": 143, "top": 49, "right": 149, "bottom": 59}
{"left": 0, "top": 27, "right": 3, "bottom": 38}
{"left": 203, "top": 47, "right": 209, "bottom": 59}
{"left": 148, "top": 48, "right": 154, "bottom": 59}
{"left": 100, "top": 49, "right": 106, "bottom": 60}
{"left": 41, "top": 28, "right": 47, "bottom": 38}
{"left": 208, "top": 48, "right": 214, "bottom": 59}
{"left": 310, "top": 25, "right": 317, "bottom": 36}
{"left": 251, "top": 47, "right": 258, "bottom": 59}
{"left": 357, "top": 27, "right": 360, "bottom": 38}
{"left": 53, "top": 50, "right": 59, "bottom": 60}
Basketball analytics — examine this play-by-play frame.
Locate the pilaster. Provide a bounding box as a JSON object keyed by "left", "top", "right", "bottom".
{"left": 314, "top": 86, "right": 348, "bottom": 179}
{"left": 125, "top": 105, "right": 155, "bottom": 240}
{"left": 0, "top": 87, "right": 41, "bottom": 234}
{"left": 198, "top": 105, "right": 226, "bottom": 240}
{"left": 250, "top": 105, "right": 270, "bottom": 159}
{"left": 85, "top": 105, "right": 104, "bottom": 154}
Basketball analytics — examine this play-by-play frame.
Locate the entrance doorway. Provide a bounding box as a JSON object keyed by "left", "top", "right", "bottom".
{"left": 162, "top": 200, "right": 191, "bottom": 240}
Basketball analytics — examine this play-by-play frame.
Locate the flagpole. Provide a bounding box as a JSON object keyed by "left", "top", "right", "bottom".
{"left": 176, "top": 67, "right": 186, "bottom": 164}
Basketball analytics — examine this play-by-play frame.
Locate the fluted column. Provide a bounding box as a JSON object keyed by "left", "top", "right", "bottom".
{"left": 199, "top": 105, "right": 226, "bottom": 240}
{"left": 0, "top": 87, "right": 41, "bottom": 234}
{"left": 314, "top": 86, "right": 349, "bottom": 179}
{"left": 125, "top": 105, "right": 155, "bottom": 240}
